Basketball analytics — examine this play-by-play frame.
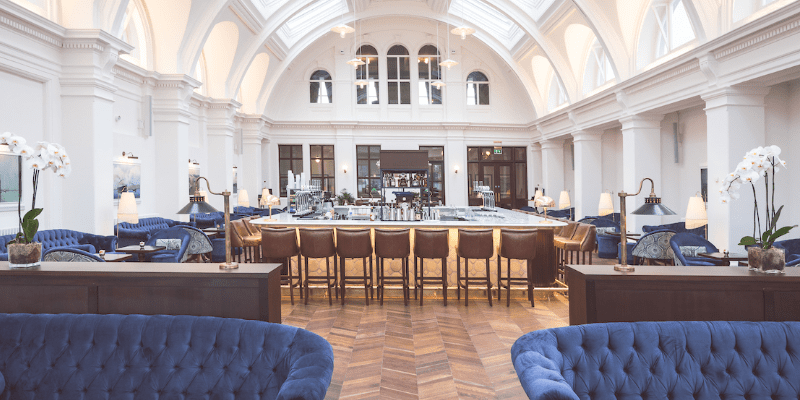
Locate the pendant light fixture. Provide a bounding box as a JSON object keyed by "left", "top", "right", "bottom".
{"left": 440, "top": 18, "right": 458, "bottom": 70}
{"left": 451, "top": 0, "right": 475, "bottom": 40}
{"left": 330, "top": 2, "right": 354, "bottom": 38}
{"left": 431, "top": 21, "right": 445, "bottom": 89}
{"left": 353, "top": 16, "right": 368, "bottom": 88}
{"left": 346, "top": 5, "right": 365, "bottom": 69}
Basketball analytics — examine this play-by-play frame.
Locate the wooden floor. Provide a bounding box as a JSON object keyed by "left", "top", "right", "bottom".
{"left": 280, "top": 292, "right": 570, "bottom": 399}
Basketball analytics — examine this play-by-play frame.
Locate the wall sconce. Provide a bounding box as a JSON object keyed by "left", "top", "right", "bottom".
{"left": 454, "top": 165, "right": 459, "bottom": 173}
{"left": 122, "top": 151, "right": 138, "bottom": 159}
{"left": 342, "top": 165, "right": 347, "bottom": 174}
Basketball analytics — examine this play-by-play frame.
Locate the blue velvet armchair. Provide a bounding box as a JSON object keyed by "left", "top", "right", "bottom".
{"left": 589, "top": 219, "right": 620, "bottom": 259}
{"left": 773, "top": 239, "right": 800, "bottom": 266}
{"left": 0, "top": 313, "right": 334, "bottom": 400}
{"left": 669, "top": 232, "right": 725, "bottom": 266}
{"left": 144, "top": 227, "right": 192, "bottom": 263}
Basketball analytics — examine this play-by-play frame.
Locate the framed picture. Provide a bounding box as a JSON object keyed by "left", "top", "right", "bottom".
{"left": 189, "top": 164, "right": 200, "bottom": 195}
{"left": 113, "top": 160, "right": 141, "bottom": 199}
{"left": 0, "top": 146, "right": 21, "bottom": 203}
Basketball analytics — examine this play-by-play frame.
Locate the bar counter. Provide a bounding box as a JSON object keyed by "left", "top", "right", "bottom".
{"left": 252, "top": 208, "right": 566, "bottom": 288}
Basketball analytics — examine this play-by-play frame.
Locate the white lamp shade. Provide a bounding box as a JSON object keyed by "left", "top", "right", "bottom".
{"left": 535, "top": 196, "right": 555, "bottom": 208}
{"left": 533, "top": 189, "right": 543, "bottom": 202}
{"left": 598, "top": 193, "right": 614, "bottom": 216}
{"left": 117, "top": 192, "right": 139, "bottom": 224}
{"left": 265, "top": 194, "right": 281, "bottom": 207}
{"left": 685, "top": 196, "right": 708, "bottom": 229}
{"left": 559, "top": 191, "right": 571, "bottom": 209}
{"left": 238, "top": 189, "right": 249, "bottom": 207}
{"left": 260, "top": 188, "right": 270, "bottom": 206}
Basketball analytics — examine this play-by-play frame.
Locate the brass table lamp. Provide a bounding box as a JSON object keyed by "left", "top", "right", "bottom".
{"left": 535, "top": 195, "right": 556, "bottom": 223}
{"left": 616, "top": 178, "right": 675, "bottom": 272}
{"left": 177, "top": 177, "right": 238, "bottom": 269}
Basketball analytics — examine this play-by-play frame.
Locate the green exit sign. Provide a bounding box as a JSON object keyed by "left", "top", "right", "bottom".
{"left": 493, "top": 147, "right": 502, "bottom": 155}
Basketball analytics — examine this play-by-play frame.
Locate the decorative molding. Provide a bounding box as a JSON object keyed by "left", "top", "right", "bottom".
{"left": 714, "top": 14, "right": 800, "bottom": 61}
{"left": 626, "top": 60, "right": 700, "bottom": 94}
{"left": 268, "top": 121, "right": 532, "bottom": 132}
{"left": 0, "top": 1, "right": 64, "bottom": 48}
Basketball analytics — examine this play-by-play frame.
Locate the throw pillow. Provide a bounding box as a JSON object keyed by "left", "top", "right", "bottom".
{"left": 679, "top": 245, "right": 705, "bottom": 257}
{"left": 596, "top": 227, "right": 616, "bottom": 235}
{"left": 155, "top": 239, "right": 182, "bottom": 251}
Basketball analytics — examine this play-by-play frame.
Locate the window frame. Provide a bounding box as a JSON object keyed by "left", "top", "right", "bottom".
{"left": 309, "top": 70, "right": 333, "bottom": 104}
{"left": 466, "top": 71, "right": 490, "bottom": 106}
{"left": 356, "top": 45, "right": 380, "bottom": 105}
{"left": 387, "top": 45, "right": 411, "bottom": 105}
{"left": 278, "top": 145, "right": 303, "bottom": 197}
{"left": 417, "top": 45, "right": 443, "bottom": 105}
{"left": 310, "top": 145, "right": 335, "bottom": 193}
{"left": 356, "top": 145, "right": 381, "bottom": 198}
{"left": 419, "top": 145, "right": 445, "bottom": 204}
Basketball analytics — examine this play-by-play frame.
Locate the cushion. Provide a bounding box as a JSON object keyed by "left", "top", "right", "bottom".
{"left": 155, "top": 238, "right": 182, "bottom": 250}
{"left": 596, "top": 227, "right": 616, "bottom": 235}
{"left": 679, "top": 245, "right": 705, "bottom": 257}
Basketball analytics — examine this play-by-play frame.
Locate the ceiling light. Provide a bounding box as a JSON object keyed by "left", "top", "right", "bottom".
{"left": 331, "top": 24, "right": 355, "bottom": 38}
{"left": 355, "top": 79, "right": 368, "bottom": 88}
{"left": 347, "top": 58, "right": 365, "bottom": 68}
{"left": 431, "top": 80, "right": 446, "bottom": 88}
{"left": 440, "top": 58, "right": 458, "bottom": 69}
{"left": 451, "top": 26, "right": 475, "bottom": 40}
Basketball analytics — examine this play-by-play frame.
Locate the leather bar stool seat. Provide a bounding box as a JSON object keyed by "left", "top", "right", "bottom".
{"left": 413, "top": 229, "right": 449, "bottom": 306}
{"left": 563, "top": 225, "right": 596, "bottom": 265}
{"left": 456, "top": 229, "right": 494, "bottom": 306}
{"left": 299, "top": 228, "right": 338, "bottom": 305}
{"left": 261, "top": 228, "right": 302, "bottom": 305}
{"left": 231, "top": 220, "right": 261, "bottom": 263}
{"left": 374, "top": 229, "right": 411, "bottom": 306}
{"left": 497, "top": 229, "right": 538, "bottom": 307}
{"left": 336, "top": 228, "right": 374, "bottom": 305}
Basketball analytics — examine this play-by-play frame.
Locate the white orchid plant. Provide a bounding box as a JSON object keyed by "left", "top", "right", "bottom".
{"left": 719, "top": 145, "right": 795, "bottom": 250}
{"left": 0, "top": 132, "right": 71, "bottom": 244}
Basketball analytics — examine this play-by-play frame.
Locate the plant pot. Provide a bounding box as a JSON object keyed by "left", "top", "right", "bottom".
{"left": 748, "top": 246, "right": 785, "bottom": 274}
{"left": 8, "top": 242, "right": 42, "bottom": 269}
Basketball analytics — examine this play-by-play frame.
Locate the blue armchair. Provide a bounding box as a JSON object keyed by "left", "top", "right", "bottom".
{"left": 43, "top": 247, "right": 105, "bottom": 262}
{"left": 772, "top": 238, "right": 800, "bottom": 267}
{"left": 589, "top": 218, "right": 620, "bottom": 259}
{"left": 144, "top": 227, "right": 191, "bottom": 263}
{"left": 669, "top": 232, "right": 725, "bottom": 266}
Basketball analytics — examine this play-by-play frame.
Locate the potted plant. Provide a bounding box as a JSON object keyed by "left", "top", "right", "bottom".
{"left": 720, "top": 145, "right": 795, "bottom": 273}
{"left": 0, "top": 132, "right": 71, "bottom": 268}
{"left": 336, "top": 189, "right": 355, "bottom": 206}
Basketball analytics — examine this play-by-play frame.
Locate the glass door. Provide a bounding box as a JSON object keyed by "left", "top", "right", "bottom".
{"left": 467, "top": 147, "right": 527, "bottom": 209}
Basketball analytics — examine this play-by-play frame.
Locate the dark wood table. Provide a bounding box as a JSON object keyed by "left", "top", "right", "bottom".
{"left": 117, "top": 245, "right": 167, "bottom": 261}
{"left": 0, "top": 262, "right": 282, "bottom": 323}
{"left": 698, "top": 252, "right": 748, "bottom": 263}
{"left": 567, "top": 264, "right": 800, "bottom": 325}
{"left": 98, "top": 253, "right": 133, "bottom": 262}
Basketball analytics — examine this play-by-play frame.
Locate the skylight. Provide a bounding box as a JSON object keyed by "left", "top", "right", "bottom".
{"left": 449, "top": 0, "right": 525, "bottom": 50}
{"left": 508, "top": 0, "right": 557, "bottom": 22}
{"left": 276, "top": 0, "right": 347, "bottom": 49}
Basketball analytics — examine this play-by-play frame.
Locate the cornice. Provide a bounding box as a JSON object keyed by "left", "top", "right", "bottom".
{"left": 268, "top": 121, "right": 532, "bottom": 132}
{"left": 0, "top": 0, "right": 64, "bottom": 48}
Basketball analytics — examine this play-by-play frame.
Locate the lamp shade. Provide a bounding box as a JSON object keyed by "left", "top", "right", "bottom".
{"left": 559, "top": 191, "right": 571, "bottom": 209}
{"left": 176, "top": 195, "right": 218, "bottom": 215}
{"left": 632, "top": 195, "right": 676, "bottom": 216}
{"left": 533, "top": 189, "right": 543, "bottom": 202}
{"left": 264, "top": 194, "right": 281, "bottom": 207}
{"left": 238, "top": 189, "right": 249, "bottom": 207}
{"left": 535, "top": 196, "right": 555, "bottom": 208}
{"left": 598, "top": 193, "right": 614, "bottom": 216}
{"left": 685, "top": 195, "right": 708, "bottom": 229}
{"left": 117, "top": 192, "right": 139, "bottom": 224}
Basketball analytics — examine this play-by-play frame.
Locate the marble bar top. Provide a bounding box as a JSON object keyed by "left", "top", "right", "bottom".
{"left": 250, "top": 207, "right": 568, "bottom": 229}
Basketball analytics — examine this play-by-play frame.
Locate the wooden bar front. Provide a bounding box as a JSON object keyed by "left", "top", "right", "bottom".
{"left": 567, "top": 265, "right": 800, "bottom": 325}
{"left": 0, "top": 262, "right": 282, "bottom": 323}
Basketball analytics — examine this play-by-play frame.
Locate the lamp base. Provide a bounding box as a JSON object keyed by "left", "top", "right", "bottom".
{"left": 219, "top": 261, "right": 239, "bottom": 270}
{"left": 613, "top": 264, "right": 635, "bottom": 272}
{"left": 538, "top": 220, "right": 553, "bottom": 224}
{"left": 263, "top": 218, "right": 277, "bottom": 222}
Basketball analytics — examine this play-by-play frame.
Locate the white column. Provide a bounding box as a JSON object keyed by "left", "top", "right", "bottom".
{"left": 61, "top": 31, "right": 132, "bottom": 234}
{"left": 540, "top": 139, "right": 565, "bottom": 200}
{"left": 702, "top": 86, "right": 770, "bottom": 251}
{"left": 620, "top": 114, "right": 664, "bottom": 232}
{"left": 445, "top": 126, "right": 466, "bottom": 206}
{"left": 334, "top": 126, "right": 355, "bottom": 195}
{"left": 205, "top": 99, "right": 241, "bottom": 212}
{"left": 241, "top": 116, "right": 266, "bottom": 206}
{"left": 572, "top": 130, "right": 603, "bottom": 219}
{"left": 527, "top": 142, "right": 541, "bottom": 205}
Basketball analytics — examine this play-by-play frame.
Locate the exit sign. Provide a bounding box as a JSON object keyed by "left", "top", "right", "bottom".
{"left": 493, "top": 147, "right": 502, "bottom": 155}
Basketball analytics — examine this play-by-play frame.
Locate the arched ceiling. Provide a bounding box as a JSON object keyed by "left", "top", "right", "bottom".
{"left": 37, "top": 0, "right": 793, "bottom": 117}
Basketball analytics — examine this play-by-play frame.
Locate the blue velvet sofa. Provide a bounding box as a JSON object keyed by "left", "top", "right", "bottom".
{"left": 643, "top": 221, "right": 706, "bottom": 238}
{"left": 512, "top": 321, "right": 800, "bottom": 400}
{"left": 0, "top": 313, "right": 334, "bottom": 400}
{"left": 773, "top": 238, "right": 800, "bottom": 267}
{"left": 116, "top": 217, "right": 193, "bottom": 247}
{"left": 0, "top": 230, "right": 117, "bottom": 261}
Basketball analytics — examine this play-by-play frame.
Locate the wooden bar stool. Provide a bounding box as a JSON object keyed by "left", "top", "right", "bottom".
{"left": 497, "top": 229, "right": 538, "bottom": 307}
{"left": 336, "top": 228, "right": 374, "bottom": 305}
{"left": 413, "top": 229, "right": 450, "bottom": 306}
{"left": 299, "top": 228, "right": 338, "bottom": 305}
{"left": 456, "top": 229, "right": 494, "bottom": 307}
{"left": 374, "top": 228, "right": 411, "bottom": 306}
{"left": 231, "top": 219, "right": 260, "bottom": 263}
{"left": 261, "top": 227, "right": 302, "bottom": 305}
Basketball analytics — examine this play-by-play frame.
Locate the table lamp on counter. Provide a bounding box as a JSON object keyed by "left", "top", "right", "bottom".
{"left": 177, "top": 177, "right": 237, "bottom": 269}
{"left": 615, "top": 178, "right": 675, "bottom": 272}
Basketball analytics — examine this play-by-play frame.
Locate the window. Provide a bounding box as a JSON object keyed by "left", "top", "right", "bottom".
{"left": 310, "top": 70, "right": 332, "bottom": 103}
{"left": 357, "top": 145, "right": 381, "bottom": 198}
{"left": 466, "top": 71, "right": 489, "bottom": 105}
{"left": 418, "top": 45, "right": 442, "bottom": 105}
{"left": 583, "top": 40, "right": 615, "bottom": 94}
{"left": 387, "top": 45, "right": 410, "bottom": 105}
{"left": 279, "top": 145, "right": 303, "bottom": 197}
{"left": 119, "top": 0, "right": 150, "bottom": 69}
{"left": 651, "top": 0, "right": 695, "bottom": 59}
{"left": 356, "top": 45, "right": 379, "bottom": 105}
{"left": 547, "top": 75, "right": 567, "bottom": 111}
{"left": 419, "top": 146, "right": 445, "bottom": 204}
{"left": 310, "top": 145, "right": 335, "bottom": 193}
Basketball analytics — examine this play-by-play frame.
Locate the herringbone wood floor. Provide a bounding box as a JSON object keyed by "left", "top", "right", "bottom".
{"left": 280, "top": 291, "right": 570, "bottom": 399}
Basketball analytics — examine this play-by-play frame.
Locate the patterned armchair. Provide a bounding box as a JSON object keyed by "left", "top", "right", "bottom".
{"left": 631, "top": 229, "right": 677, "bottom": 265}
{"left": 176, "top": 225, "right": 213, "bottom": 259}
{"left": 43, "top": 247, "right": 105, "bottom": 262}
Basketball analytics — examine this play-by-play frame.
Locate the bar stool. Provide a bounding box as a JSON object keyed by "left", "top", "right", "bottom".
{"left": 413, "top": 229, "right": 450, "bottom": 306}
{"left": 553, "top": 222, "right": 579, "bottom": 269}
{"left": 374, "top": 228, "right": 411, "bottom": 306}
{"left": 336, "top": 228, "right": 374, "bottom": 305}
{"left": 456, "top": 229, "right": 494, "bottom": 307}
{"left": 563, "top": 224, "right": 596, "bottom": 265}
{"left": 261, "top": 227, "right": 302, "bottom": 305}
{"left": 231, "top": 220, "right": 260, "bottom": 262}
{"left": 299, "top": 228, "right": 338, "bottom": 305}
{"left": 556, "top": 223, "right": 591, "bottom": 267}
{"left": 497, "top": 229, "right": 538, "bottom": 307}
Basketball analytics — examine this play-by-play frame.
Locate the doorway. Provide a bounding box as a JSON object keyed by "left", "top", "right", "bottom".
{"left": 467, "top": 147, "right": 527, "bottom": 209}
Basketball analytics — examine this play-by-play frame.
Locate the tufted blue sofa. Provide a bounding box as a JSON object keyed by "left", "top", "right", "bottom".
{"left": 1, "top": 230, "right": 117, "bottom": 261}
{"left": 512, "top": 321, "right": 800, "bottom": 400}
{"left": 773, "top": 238, "right": 800, "bottom": 267}
{"left": 643, "top": 221, "right": 706, "bottom": 238}
{"left": 116, "top": 217, "right": 194, "bottom": 247}
{"left": 0, "top": 313, "right": 334, "bottom": 400}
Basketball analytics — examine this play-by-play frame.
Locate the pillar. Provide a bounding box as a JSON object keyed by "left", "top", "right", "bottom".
{"left": 702, "top": 86, "right": 770, "bottom": 251}
{"left": 61, "top": 31, "right": 133, "bottom": 234}
{"left": 619, "top": 114, "right": 664, "bottom": 232}
{"left": 529, "top": 142, "right": 542, "bottom": 200}
{"left": 334, "top": 126, "right": 355, "bottom": 196}
{"left": 205, "top": 99, "right": 241, "bottom": 212}
{"left": 572, "top": 130, "right": 603, "bottom": 219}
{"left": 540, "top": 138, "right": 565, "bottom": 200}
{"left": 445, "top": 126, "right": 467, "bottom": 206}
{"left": 241, "top": 116, "right": 265, "bottom": 206}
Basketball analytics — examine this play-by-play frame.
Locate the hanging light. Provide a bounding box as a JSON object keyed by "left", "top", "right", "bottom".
{"left": 346, "top": 4, "right": 365, "bottom": 69}
{"left": 451, "top": 0, "right": 475, "bottom": 40}
{"left": 330, "top": 2, "right": 355, "bottom": 38}
{"left": 432, "top": 21, "right": 446, "bottom": 88}
{"left": 355, "top": 79, "right": 368, "bottom": 88}
{"left": 441, "top": 19, "right": 458, "bottom": 70}
{"left": 431, "top": 81, "right": 446, "bottom": 89}
{"left": 347, "top": 57, "right": 365, "bottom": 68}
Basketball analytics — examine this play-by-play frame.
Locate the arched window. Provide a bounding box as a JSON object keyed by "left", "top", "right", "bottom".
{"left": 119, "top": 0, "right": 151, "bottom": 69}
{"left": 193, "top": 52, "right": 208, "bottom": 96}
{"left": 651, "top": 0, "right": 695, "bottom": 58}
{"left": 547, "top": 75, "right": 567, "bottom": 111}
{"left": 356, "top": 45, "right": 379, "bottom": 105}
{"left": 466, "top": 71, "right": 489, "bottom": 106}
{"left": 387, "top": 45, "right": 410, "bottom": 104}
{"left": 583, "top": 40, "right": 615, "bottom": 94}
{"left": 310, "top": 70, "right": 332, "bottom": 104}
{"left": 418, "top": 45, "right": 442, "bottom": 105}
